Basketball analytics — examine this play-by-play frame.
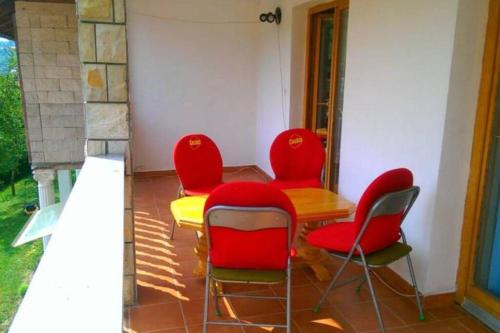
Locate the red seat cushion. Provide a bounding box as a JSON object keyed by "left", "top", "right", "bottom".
{"left": 307, "top": 218, "right": 402, "bottom": 254}
{"left": 269, "top": 128, "right": 325, "bottom": 188}
{"left": 204, "top": 182, "right": 297, "bottom": 270}
{"left": 183, "top": 184, "right": 221, "bottom": 196}
{"left": 268, "top": 178, "right": 322, "bottom": 190}
{"left": 173, "top": 134, "right": 223, "bottom": 194}
{"left": 306, "top": 168, "right": 413, "bottom": 255}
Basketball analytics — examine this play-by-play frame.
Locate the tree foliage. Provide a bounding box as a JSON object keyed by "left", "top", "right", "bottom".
{"left": 0, "top": 49, "right": 27, "bottom": 195}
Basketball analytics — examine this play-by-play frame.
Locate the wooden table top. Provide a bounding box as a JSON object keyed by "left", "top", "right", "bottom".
{"left": 170, "top": 188, "right": 355, "bottom": 231}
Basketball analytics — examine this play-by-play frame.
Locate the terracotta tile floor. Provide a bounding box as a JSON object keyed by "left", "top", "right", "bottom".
{"left": 124, "top": 168, "right": 493, "bottom": 333}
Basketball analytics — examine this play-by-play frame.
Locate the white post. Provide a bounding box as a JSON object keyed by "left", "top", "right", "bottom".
{"left": 57, "top": 170, "right": 72, "bottom": 204}
{"left": 33, "top": 169, "right": 56, "bottom": 250}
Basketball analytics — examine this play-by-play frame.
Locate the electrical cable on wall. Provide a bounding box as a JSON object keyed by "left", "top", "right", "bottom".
{"left": 129, "top": 11, "right": 260, "bottom": 24}
{"left": 276, "top": 25, "right": 287, "bottom": 130}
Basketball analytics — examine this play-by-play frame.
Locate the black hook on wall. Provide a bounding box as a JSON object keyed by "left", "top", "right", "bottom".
{"left": 259, "top": 7, "right": 281, "bottom": 25}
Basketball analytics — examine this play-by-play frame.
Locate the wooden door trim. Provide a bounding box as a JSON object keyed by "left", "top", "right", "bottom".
{"left": 456, "top": 0, "right": 500, "bottom": 318}
{"left": 302, "top": 0, "right": 348, "bottom": 129}
{"left": 302, "top": 0, "right": 349, "bottom": 190}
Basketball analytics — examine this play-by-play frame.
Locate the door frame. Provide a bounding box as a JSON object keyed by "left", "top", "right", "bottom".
{"left": 302, "top": 0, "right": 348, "bottom": 190}
{"left": 456, "top": 0, "right": 500, "bottom": 318}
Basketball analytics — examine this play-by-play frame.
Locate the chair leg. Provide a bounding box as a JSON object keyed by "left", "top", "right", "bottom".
{"left": 203, "top": 271, "right": 211, "bottom": 333}
{"left": 313, "top": 256, "right": 350, "bottom": 313}
{"left": 169, "top": 222, "right": 176, "bottom": 240}
{"left": 212, "top": 280, "right": 221, "bottom": 317}
{"left": 286, "top": 264, "right": 292, "bottom": 333}
{"left": 406, "top": 254, "right": 425, "bottom": 321}
{"left": 355, "top": 276, "right": 367, "bottom": 294}
{"left": 169, "top": 186, "right": 184, "bottom": 240}
{"left": 359, "top": 252, "right": 386, "bottom": 333}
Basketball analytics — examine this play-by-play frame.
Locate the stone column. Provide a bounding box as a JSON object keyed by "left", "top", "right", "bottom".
{"left": 33, "top": 168, "right": 56, "bottom": 249}
{"left": 76, "top": 0, "right": 136, "bottom": 306}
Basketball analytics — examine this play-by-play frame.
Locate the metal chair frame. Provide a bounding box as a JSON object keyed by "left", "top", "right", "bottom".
{"left": 313, "top": 186, "right": 424, "bottom": 333}
{"left": 202, "top": 206, "right": 293, "bottom": 333}
{"left": 168, "top": 185, "right": 185, "bottom": 240}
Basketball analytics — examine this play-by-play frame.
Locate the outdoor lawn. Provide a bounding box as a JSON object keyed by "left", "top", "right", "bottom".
{"left": 0, "top": 178, "right": 42, "bottom": 333}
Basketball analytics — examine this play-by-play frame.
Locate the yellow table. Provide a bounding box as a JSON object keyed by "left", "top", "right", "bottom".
{"left": 170, "top": 188, "right": 355, "bottom": 281}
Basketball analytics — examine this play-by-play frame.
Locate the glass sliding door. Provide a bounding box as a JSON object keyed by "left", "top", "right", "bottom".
{"left": 304, "top": 0, "right": 349, "bottom": 192}
{"left": 475, "top": 82, "right": 500, "bottom": 298}
{"left": 458, "top": 0, "right": 500, "bottom": 329}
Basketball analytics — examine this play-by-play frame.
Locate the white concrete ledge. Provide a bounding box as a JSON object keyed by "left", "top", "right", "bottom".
{"left": 9, "top": 155, "right": 125, "bottom": 333}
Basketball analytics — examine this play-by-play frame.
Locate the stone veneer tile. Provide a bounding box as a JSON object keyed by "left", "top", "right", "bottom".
{"left": 124, "top": 175, "right": 132, "bottom": 209}
{"left": 108, "top": 140, "right": 132, "bottom": 175}
{"left": 35, "top": 78, "right": 60, "bottom": 91}
{"left": 17, "top": 2, "right": 76, "bottom": 16}
{"left": 19, "top": 53, "right": 34, "bottom": 66}
{"left": 21, "top": 65, "right": 35, "bottom": 78}
{"left": 40, "top": 15, "right": 67, "bottom": 28}
{"left": 124, "top": 209, "right": 133, "bottom": 242}
{"left": 123, "top": 275, "right": 135, "bottom": 306}
{"left": 55, "top": 28, "right": 78, "bottom": 42}
{"left": 57, "top": 54, "right": 80, "bottom": 67}
{"left": 25, "top": 104, "right": 40, "bottom": 116}
{"left": 82, "top": 64, "right": 107, "bottom": 101}
{"left": 78, "top": 0, "right": 113, "bottom": 22}
{"left": 47, "top": 91, "right": 74, "bottom": 103}
{"left": 23, "top": 79, "right": 36, "bottom": 92}
{"left": 107, "top": 65, "right": 127, "bottom": 102}
{"left": 86, "top": 103, "right": 129, "bottom": 139}
{"left": 30, "top": 28, "right": 55, "bottom": 41}
{"left": 42, "top": 41, "right": 70, "bottom": 54}
{"left": 78, "top": 23, "right": 96, "bottom": 62}
{"left": 29, "top": 16, "right": 41, "bottom": 29}
{"left": 124, "top": 242, "right": 134, "bottom": 275}
{"left": 16, "top": 28, "right": 31, "bottom": 41}
{"left": 31, "top": 152, "right": 44, "bottom": 163}
{"left": 40, "top": 103, "right": 83, "bottom": 116}
{"left": 34, "top": 53, "right": 57, "bottom": 66}
{"left": 18, "top": 40, "right": 32, "bottom": 53}
{"left": 85, "top": 140, "right": 106, "bottom": 156}
{"left": 60, "top": 79, "right": 82, "bottom": 92}
{"left": 96, "top": 24, "right": 127, "bottom": 63}
{"left": 16, "top": 13, "right": 30, "bottom": 28}
{"left": 114, "top": 0, "right": 126, "bottom": 23}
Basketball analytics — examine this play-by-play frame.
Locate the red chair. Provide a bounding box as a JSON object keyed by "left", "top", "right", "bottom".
{"left": 202, "top": 182, "right": 297, "bottom": 333}
{"left": 269, "top": 128, "right": 325, "bottom": 189}
{"left": 307, "top": 168, "right": 424, "bottom": 333}
{"left": 172, "top": 134, "right": 223, "bottom": 239}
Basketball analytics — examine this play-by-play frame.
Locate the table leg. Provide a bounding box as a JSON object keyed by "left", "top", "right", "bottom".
{"left": 193, "top": 231, "right": 208, "bottom": 277}
{"left": 296, "top": 221, "right": 332, "bottom": 282}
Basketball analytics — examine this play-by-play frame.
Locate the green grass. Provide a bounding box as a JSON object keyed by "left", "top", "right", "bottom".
{"left": 0, "top": 178, "right": 42, "bottom": 332}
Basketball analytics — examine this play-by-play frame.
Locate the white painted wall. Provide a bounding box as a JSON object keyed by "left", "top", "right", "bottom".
{"left": 253, "top": 0, "right": 488, "bottom": 294}
{"left": 127, "top": 0, "right": 259, "bottom": 171}
{"left": 425, "top": 0, "right": 489, "bottom": 294}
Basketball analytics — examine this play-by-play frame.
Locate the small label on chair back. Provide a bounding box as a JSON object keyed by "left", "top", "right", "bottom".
{"left": 288, "top": 134, "right": 303, "bottom": 149}
{"left": 189, "top": 136, "right": 202, "bottom": 150}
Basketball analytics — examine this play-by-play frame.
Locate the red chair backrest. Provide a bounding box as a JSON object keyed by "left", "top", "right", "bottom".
{"left": 173, "top": 134, "right": 223, "bottom": 191}
{"left": 270, "top": 128, "right": 325, "bottom": 181}
{"left": 204, "top": 182, "right": 297, "bottom": 270}
{"left": 353, "top": 168, "right": 414, "bottom": 251}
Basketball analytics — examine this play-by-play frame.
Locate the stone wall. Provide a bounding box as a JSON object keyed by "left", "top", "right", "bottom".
{"left": 76, "top": 0, "right": 136, "bottom": 306}
{"left": 15, "top": 1, "right": 85, "bottom": 167}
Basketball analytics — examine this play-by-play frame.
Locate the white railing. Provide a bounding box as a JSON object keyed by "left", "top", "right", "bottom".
{"left": 9, "top": 155, "right": 125, "bottom": 333}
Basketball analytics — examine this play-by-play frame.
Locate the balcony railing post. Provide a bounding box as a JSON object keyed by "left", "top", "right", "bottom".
{"left": 57, "top": 169, "right": 73, "bottom": 204}
{"left": 33, "top": 168, "right": 56, "bottom": 249}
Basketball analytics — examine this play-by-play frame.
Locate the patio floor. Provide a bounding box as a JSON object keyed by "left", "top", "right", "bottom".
{"left": 124, "top": 167, "right": 492, "bottom": 333}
